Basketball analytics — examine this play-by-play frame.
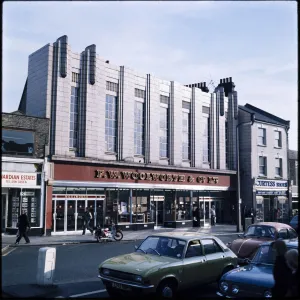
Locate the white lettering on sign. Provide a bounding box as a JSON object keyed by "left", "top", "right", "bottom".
{"left": 1, "top": 172, "right": 37, "bottom": 187}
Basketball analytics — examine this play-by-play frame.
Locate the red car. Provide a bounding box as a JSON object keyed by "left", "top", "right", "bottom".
{"left": 227, "top": 222, "right": 298, "bottom": 264}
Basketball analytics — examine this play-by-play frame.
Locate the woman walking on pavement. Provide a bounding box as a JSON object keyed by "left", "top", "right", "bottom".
{"left": 15, "top": 209, "right": 30, "bottom": 244}
{"left": 210, "top": 205, "right": 216, "bottom": 226}
{"left": 82, "top": 207, "right": 94, "bottom": 235}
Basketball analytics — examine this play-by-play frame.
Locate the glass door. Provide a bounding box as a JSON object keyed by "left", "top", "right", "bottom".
{"left": 77, "top": 200, "right": 86, "bottom": 231}
{"left": 55, "top": 200, "right": 65, "bottom": 232}
{"left": 204, "top": 201, "right": 210, "bottom": 227}
{"left": 95, "top": 200, "right": 104, "bottom": 228}
{"left": 67, "top": 200, "right": 76, "bottom": 231}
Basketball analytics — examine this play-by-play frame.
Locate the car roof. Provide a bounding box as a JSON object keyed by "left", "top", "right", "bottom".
{"left": 260, "top": 239, "right": 299, "bottom": 248}
{"left": 255, "top": 222, "right": 292, "bottom": 229}
{"left": 148, "top": 232, "right": 217, "bottom": 242}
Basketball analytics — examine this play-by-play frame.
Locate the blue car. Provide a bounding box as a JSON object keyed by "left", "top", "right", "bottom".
{"left": 290, "top": 215, "right": 298, "bottom": 232}
{"left": 217, "top": 239, "right": 298, "bottom": 298}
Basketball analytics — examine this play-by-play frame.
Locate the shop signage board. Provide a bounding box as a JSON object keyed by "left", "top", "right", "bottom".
{"left": 255, "top": 179, "right": 288, "bottom": 188}
{"left": 1, "top": 172, "right": 37, "bottom": 187}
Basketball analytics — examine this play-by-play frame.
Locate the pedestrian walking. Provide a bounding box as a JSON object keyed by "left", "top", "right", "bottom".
{"left": 285, "top": 249, "right": 299, "bottom": 297}
{"left": 272, "top": 240, "right": 292, "bottom": 298}
{"left": 210, "top": 205, "right": 216, "bottom": 226}
{"left": 15, "top": 209, "right": 30, "bottom": 244}
{"left": 82, "top": 207, "right": 93, "bottom": 235}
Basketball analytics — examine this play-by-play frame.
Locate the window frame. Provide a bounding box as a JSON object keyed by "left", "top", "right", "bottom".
{"left": 277, "top": 229, "right": 289, "bottom": 239}
{"left": 275, "top": 158, "right": 282, "bottom": 177}
{"left": 69, "top": 86, "right": 79, "bottom": 149}
{"left": 159, "top": 106, "right": 168, "bottom": 159}
{"left": 258, "top": 127, "right": 266, "bottom": 146}
{"left": 274, "top": 130, "right": 282, "bottom": 148}
{"left": 259, "top": 156, "right": 267, "bottom": 176}
{"left": 134, "top": 101, "right": 145, "bottom": 156}
{"left": 185, "top": 240, "right": 204, "bottom": 258}
{"left": 105, "top": 94, "right": 117, "bottom": 153}
{"left": 182, "top": 110, "right": 190, "bottom": 161}
{"left": 201, "top": 238, "right": 224, "bottom": 255}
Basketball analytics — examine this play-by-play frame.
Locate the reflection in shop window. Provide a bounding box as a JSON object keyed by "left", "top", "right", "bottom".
{"left": 118, "top": 189, "right": 130, "bottom": 224}
{"left": 256, "top": 196, "right": 264, "bottom": 222}
{"left": 165, "top": 190, "right": 176, "bottom": 222}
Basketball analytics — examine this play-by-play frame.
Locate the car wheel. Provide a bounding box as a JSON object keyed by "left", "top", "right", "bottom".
{"left": 157, "top": 279, "right": 177, "bottom": 299}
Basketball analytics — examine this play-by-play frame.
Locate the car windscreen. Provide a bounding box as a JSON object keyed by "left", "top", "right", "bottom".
{"left": 244, "top": 225, "right": 275, "bottom": 238}
{"left": 136, "top": 236, "right": 187, "bottom": 259}
{"left": 252, "top": 244, "right": 298, "bottom": 265}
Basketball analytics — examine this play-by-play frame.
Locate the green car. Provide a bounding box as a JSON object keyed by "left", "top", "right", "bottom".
{"left": 98, "top": 233, "right": 238, "bottom": 299}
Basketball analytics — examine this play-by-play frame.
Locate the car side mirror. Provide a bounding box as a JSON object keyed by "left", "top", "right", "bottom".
{"left": 134, "top": 245, "right": 138, "bottom": 250}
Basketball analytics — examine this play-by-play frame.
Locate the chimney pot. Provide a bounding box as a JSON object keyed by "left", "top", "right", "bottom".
{"left": 229, "top": 77, "right": 232, "bottom": 82}
{"left": 106, "top": 60, "right": 109, "bottom": 64}
{"left": 220, "top": 79, "right": 222, "bottom": 84}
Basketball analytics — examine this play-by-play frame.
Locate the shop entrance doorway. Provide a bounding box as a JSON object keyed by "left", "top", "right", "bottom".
{"left": 152, "top": 195, "right": 164, "bottom": 227}
{"left": 52, "top": 195, "right": 105, "bottom": 234}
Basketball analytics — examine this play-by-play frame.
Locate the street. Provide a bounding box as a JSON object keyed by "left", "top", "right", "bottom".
{"left": 2, "top": 235, "right": 235, "bottom": 298}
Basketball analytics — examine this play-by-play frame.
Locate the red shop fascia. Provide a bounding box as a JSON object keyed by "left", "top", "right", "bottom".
{"left": 45, "top": 160, "right": 237, "bottom": 232}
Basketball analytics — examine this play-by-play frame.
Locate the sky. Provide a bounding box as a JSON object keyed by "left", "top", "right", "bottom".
{"left": 2, "top": 1, "right": 298, "bottom": 150}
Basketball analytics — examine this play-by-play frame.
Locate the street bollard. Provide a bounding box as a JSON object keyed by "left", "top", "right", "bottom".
{"left": 36, "top": 247, "right": 56, "bottom": 286}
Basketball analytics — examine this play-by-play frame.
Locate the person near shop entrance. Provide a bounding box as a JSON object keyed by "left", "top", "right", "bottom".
{"left": 82, "top": 207, "right": 93, "bottom": 235}
{"left": 15, "top": 209, "right": 30, "bottom": 244}
{"left": 210, "top": 205, "right": 216, "bottom": 226}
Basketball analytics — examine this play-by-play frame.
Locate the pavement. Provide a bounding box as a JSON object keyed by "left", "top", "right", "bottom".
{"left": 1, "top": 224, "right": 239, "bottom": 249}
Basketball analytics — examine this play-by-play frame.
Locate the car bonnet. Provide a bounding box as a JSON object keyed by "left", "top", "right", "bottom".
{"left": 222, "top": 264, "right": 274, "bottom": 288}
{"left": 100, "top": 252, "right": 178, "bottom": 275}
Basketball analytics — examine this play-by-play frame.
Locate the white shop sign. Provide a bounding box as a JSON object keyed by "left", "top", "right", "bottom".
{"left": 1, "top": 171, "right": 37, "bottom": 187}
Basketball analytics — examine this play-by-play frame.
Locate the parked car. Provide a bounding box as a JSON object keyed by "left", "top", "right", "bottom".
{"left": 217, "top": 239, "right": 298, "bottom": 298}
{"left": 98, "top": 233, "right": 238, "bottom": 299}
{"left": 227, "top": 222, "right": 298, "bottom": 264}
{"left": 290, "top": 215, "right": 298, "bottom": 232}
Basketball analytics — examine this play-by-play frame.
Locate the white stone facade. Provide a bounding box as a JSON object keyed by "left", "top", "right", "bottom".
{"left": 25, "top": 35, "right": 238, "bottom": 171}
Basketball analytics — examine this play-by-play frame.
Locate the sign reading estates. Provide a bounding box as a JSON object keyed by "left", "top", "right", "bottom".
{"left": 2, "top": 172, "right": 37, "bottom": 187}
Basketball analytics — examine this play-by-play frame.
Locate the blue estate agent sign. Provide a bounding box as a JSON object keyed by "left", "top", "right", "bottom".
{"left": 255, "top": 179, "right": 288, "bottom": 188}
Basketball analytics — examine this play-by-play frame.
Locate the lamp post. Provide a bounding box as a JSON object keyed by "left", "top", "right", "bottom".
{"left": 236, "top": 113, "right": 255, "bottom": 232}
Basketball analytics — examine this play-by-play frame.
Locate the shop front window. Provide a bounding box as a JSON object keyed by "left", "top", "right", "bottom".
{"left": 176, "top": 191, "right": 192, "bottom": 221}
{"left": 277, "top": 196, "right": 289, "bottom": 223}
{"left": 118, "top": 189, "right": 130, "bottom": 224}
{"left": 7, "top": 188, "right": 41, "bottom": 228}
{"left": 164, "top": 190, "right": 176, "bottom": 222}
{"left": 256, "top": 196, "right": 264, "bottom": 222}
{"left": 105, "top": 189, "right": 119, "bottom": 226}
{"left": 87, "top": 188, "right": 105, "bottom": 228}
{"left": 132, "top": 189, "right": 151, "bottom": 223}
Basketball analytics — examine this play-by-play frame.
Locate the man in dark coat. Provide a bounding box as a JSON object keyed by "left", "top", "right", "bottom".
{"left": 82, "top": 207, "right": 93, "bottom": 235}
{"left": 15, "top": 210, "right": 30, "bottom": 244}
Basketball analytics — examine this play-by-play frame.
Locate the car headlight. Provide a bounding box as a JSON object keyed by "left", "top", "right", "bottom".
{"left": 264, "top": 290, "right": 272, "bottom": 298}
{"left": 232, "top": 285, "right": 239, "bottom": 294}
{"left": 134, "top": 275, "right": 143, "bottom": 282}
{"left": 102, "top": 268, "right": 110, "bottom": 276}
{"left": 220, "top": 281, "right": 229, "bottom": 292}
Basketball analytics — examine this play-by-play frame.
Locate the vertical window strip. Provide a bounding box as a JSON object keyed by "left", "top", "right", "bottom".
{"left": 225, "top": 119, "right": 229, "bottom": 168}
{"left": 105, "top": 95, "right": 117, "bottom": 152}
{"left": 182, "top": 111, "right": 190, "bottom": 160}
{"left": 72, "top": 72, "right": 79, "bottom": 83}
{"left": 134, "top": 101, "right": 144, "bottom": 155}
{"left": 69, "top": 87, "right": 79, "bottom": 148}
{"left": 159, "top": 107, "right": 168, "bottom": 158}
{"left": 275, "top": 131, "right": 282, "bottom": 147}
{"left": 202, "top": 116, "right": 210, "bottom": 163}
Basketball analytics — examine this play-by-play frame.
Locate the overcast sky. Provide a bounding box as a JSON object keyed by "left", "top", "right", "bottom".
{"left": 3, "top": 1, "right": 297, "bottom": 150}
